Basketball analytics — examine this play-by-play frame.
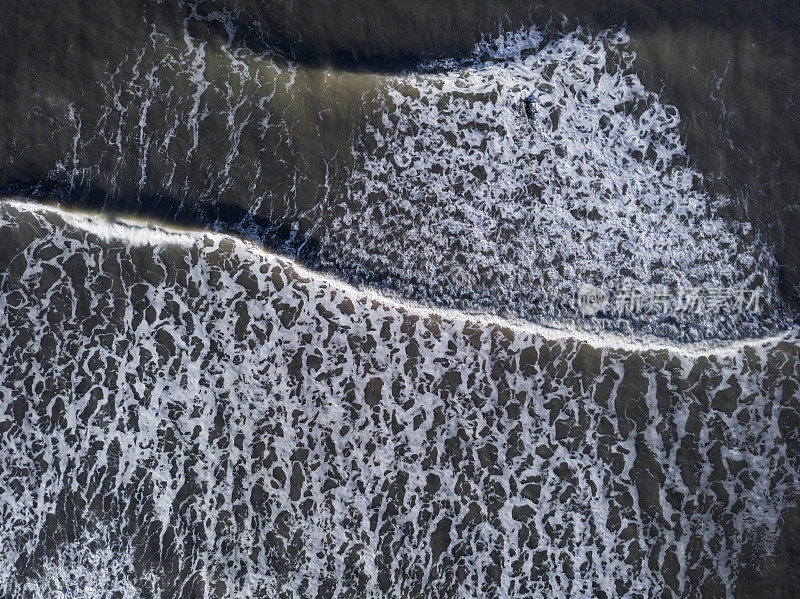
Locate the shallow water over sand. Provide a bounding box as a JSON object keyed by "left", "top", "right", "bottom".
{"left": 1, "top": 200, "right": 798, "bottom": 598}
{"left": 1, "top": 2, "right": 799, "bottom": 597}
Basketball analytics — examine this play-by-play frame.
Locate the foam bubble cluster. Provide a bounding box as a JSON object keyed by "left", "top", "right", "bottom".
{"left": 19, "top": 526, "right": 155, "bottom": 599}
{"left": 51, "top": 4, "right": 300, "bottom": 223}
{"left": 1, "top": 200, "right": 798, "bottom": 598}
{"left": 319, "top": 28, "right": 783, "bottom": 339}
{"left": 38, "top": 12, "right": 789, "bottom": 340}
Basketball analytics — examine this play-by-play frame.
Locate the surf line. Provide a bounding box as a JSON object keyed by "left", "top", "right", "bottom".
{"left": 3, "top": 196, "right": 797, "bottom": 358}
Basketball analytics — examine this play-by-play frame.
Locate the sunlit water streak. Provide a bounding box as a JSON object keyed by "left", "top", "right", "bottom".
{"left": 23, "top": 11, "right": 792, "bottom": 340}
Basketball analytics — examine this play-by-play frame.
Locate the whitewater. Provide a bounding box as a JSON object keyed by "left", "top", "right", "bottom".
{"left": 1, "top": 198, "right": 798, "bottom": 598}
{"left": 1, "top": 9, "right": 799, "bottom": 597}
{"left": 38, "top": 17, "right": 792, "bottom": 341}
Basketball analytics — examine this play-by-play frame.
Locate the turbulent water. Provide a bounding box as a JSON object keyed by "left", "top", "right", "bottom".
{"left": 320, "top": 27, "right": 784, "bottom": 339}
{"left": 7, "top": 6, "right": 791, "bottom": 338}
{"left": 1, "top": 1, "right": 799, "bottom": 598}
{"left": 1, "top": 200, "right": 799, "bottom": 598}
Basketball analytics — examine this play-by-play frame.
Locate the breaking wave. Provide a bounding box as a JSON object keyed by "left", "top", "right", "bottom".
{"left": 24, "top": 13, "right": 792, "bottom": 341}
{"left": 317, "top": 27, "right": 786, "bottom": 340}
{"left": 1, "top": 199, "right": 798, "bottom": 598}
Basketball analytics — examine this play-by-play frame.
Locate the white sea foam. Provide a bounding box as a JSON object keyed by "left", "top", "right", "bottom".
{"left": 9, "top": 198, "right": 795, "bottom": 357}
{"left": 50, "top": 5, "right": 299, "bottom": 209}
{"left": 1, "top": 14, "right": 796, "bottom": 599}
{"left": 42, "top": 12, "right": 788, "bottom": 341}
{"left": 1, "top": 199, "right": 798, "bottom": 598}
{"left": 20, "top": 527, "right": 156, "bottom": 599}
{"left": 317, "top": 27, "right": 785, "bottom": 340}
{"left": 34, "top": 7, "right": 793, "bottom": 344}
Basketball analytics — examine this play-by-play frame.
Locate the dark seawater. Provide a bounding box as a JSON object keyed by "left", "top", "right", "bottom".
{"left": 0, "top": 1, "right": 799, "bottom": 597}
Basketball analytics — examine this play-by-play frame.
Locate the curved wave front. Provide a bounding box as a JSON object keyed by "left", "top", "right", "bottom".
{"left": 1, "top": 199, "right": 799, "bottom": 598}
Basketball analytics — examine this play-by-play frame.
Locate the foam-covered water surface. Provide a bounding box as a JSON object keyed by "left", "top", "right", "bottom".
{"left": 1, "top": 199, "right": 798, "bottom": 598}
{"left": 4, "top": 7, "right": 791, "bottom": 340}
{"left": 49, "top": 4, "right": 304, "bottom": 220}
{"left": 317, "top": 27, "right": 789, "bottom": 340}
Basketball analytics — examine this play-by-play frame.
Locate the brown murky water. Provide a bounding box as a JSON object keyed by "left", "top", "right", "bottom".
{"left": 0, "top": 2, "right": 799, "bottom": 597}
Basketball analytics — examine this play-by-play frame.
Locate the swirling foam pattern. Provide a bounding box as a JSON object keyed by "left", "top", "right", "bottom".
{"left": 37, "top": 11, "right": 790, "bottom": 340}
{"left": 318, "top": 28, "right": 786, "bottom": 339}
{"left": 1, "top": 199, "right": 798, "bottom": 598}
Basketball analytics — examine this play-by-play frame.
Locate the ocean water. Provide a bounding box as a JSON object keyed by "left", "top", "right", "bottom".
{"left": 1, "top": 200, "right": 799, "bottom": 598}
{"left": 1, "top": 1, "right": 799, "bottom": 597}
{"left": 318, "top": 27, "right": 785, "bottom": 339}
